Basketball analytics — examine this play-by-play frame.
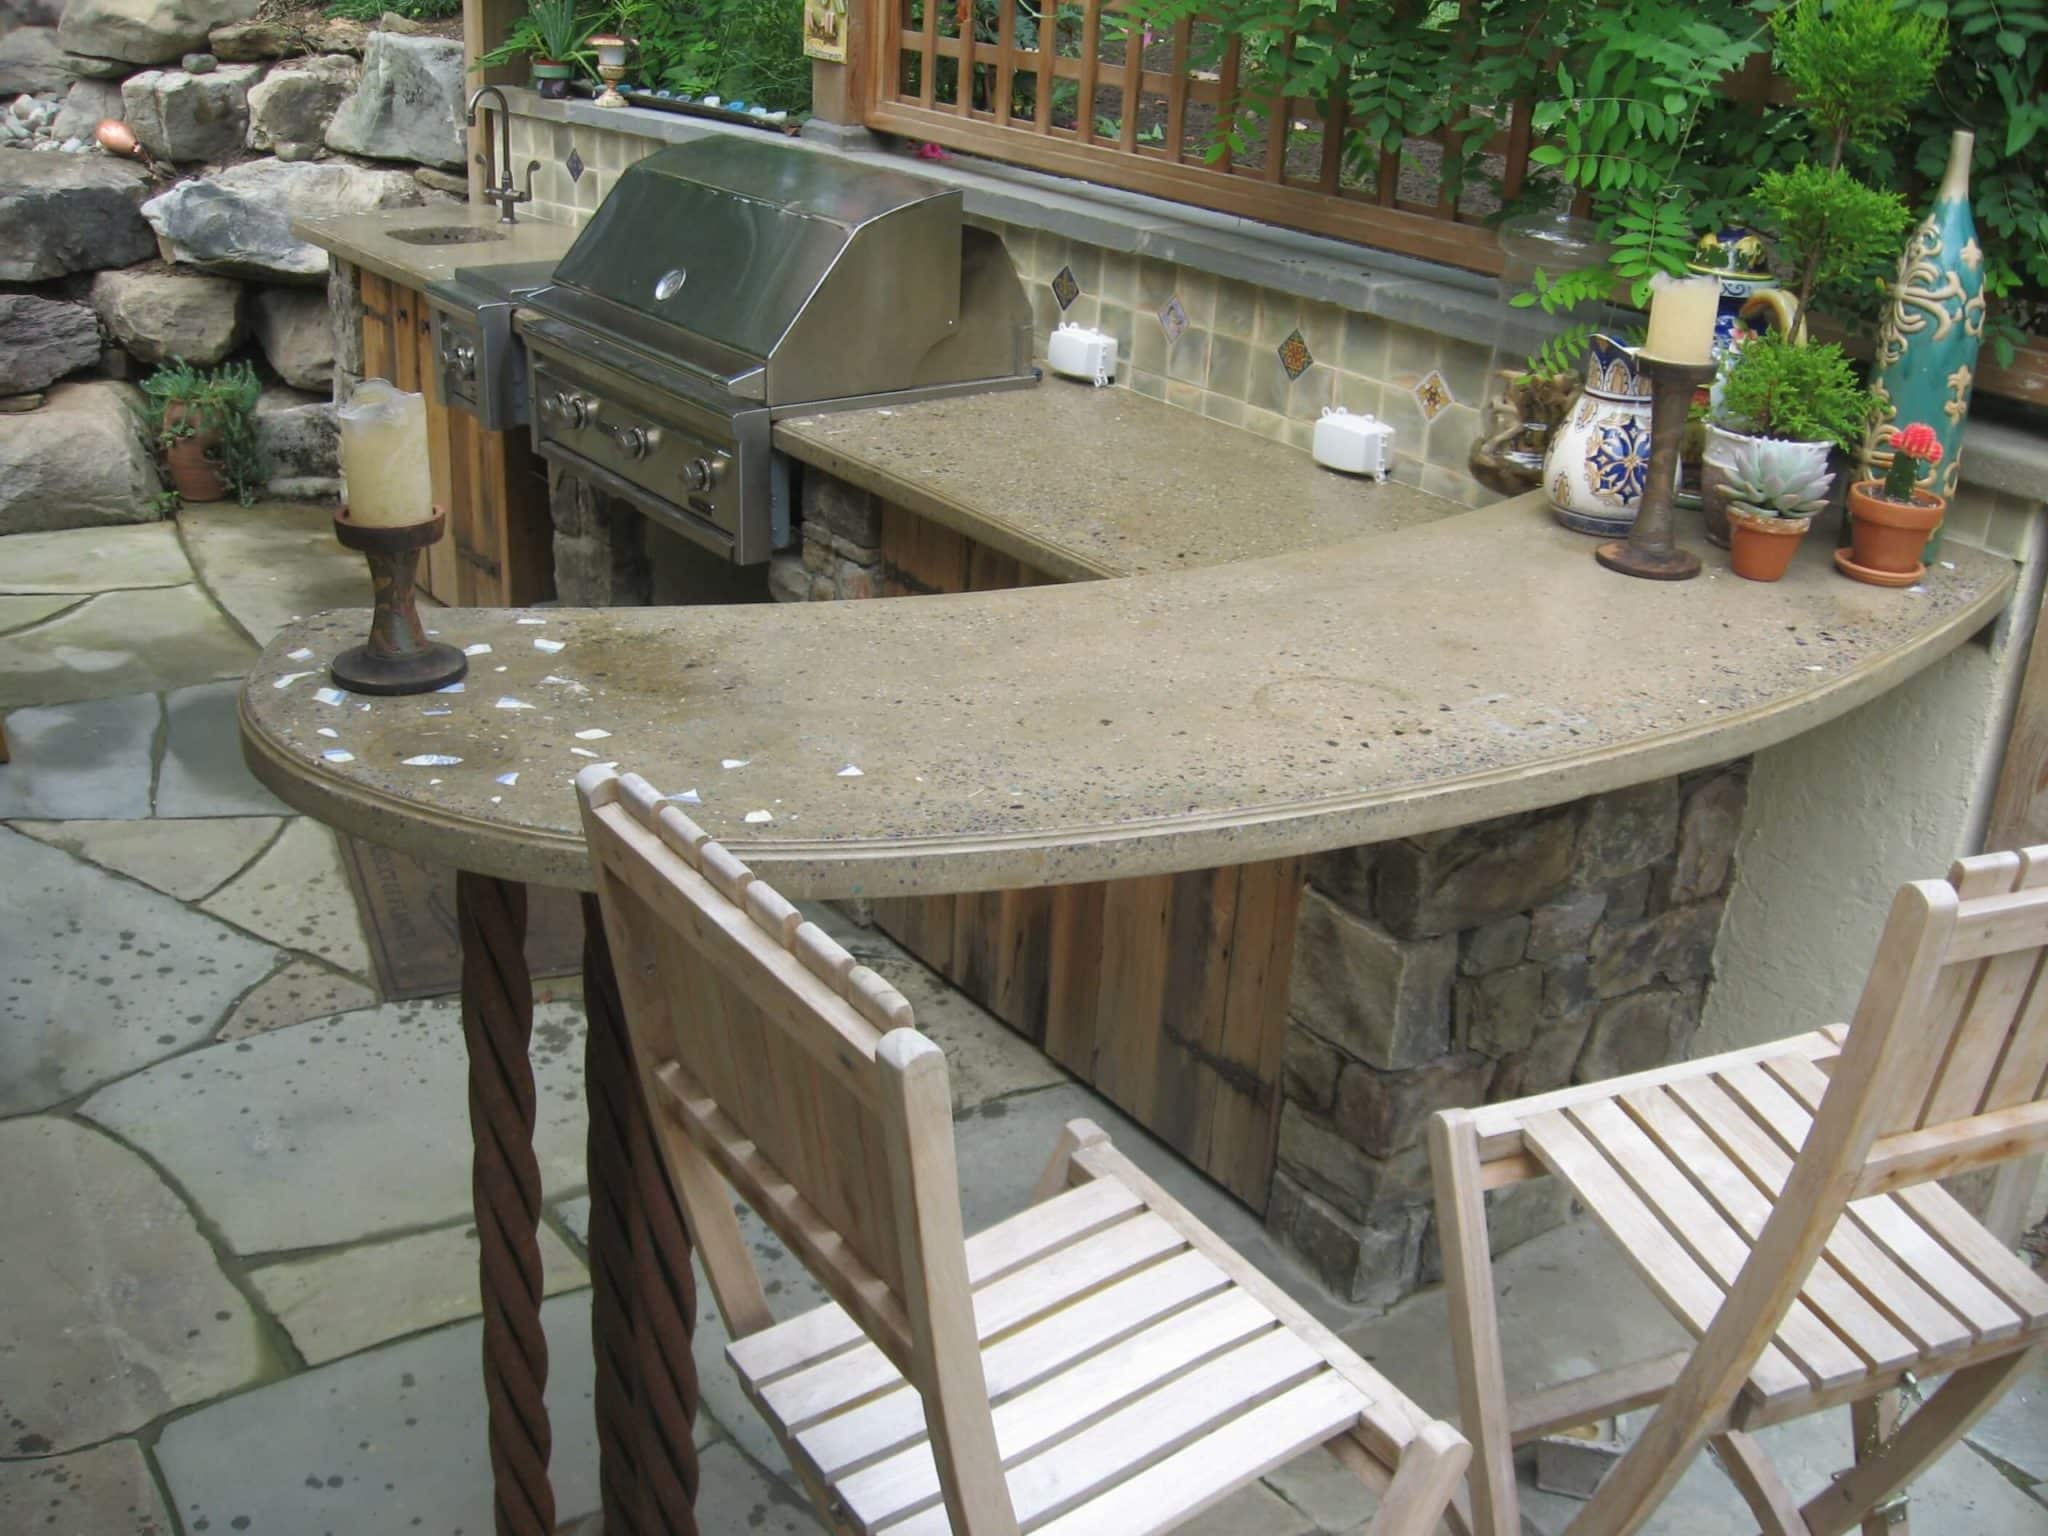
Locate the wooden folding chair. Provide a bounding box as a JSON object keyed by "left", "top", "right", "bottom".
{"left": 577, "top": 766, "right": 1469, "bottom": 1536}
{"left": 1432, "top": 848, "right": 2048, "bottom": 1536}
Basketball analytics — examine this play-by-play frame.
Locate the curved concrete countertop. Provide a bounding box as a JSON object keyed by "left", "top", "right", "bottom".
{"left": 242, "top": 487, "right": 2014, "bottom": 896}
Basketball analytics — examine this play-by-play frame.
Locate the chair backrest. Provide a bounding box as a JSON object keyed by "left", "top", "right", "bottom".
{"left": 575, "top": 767, "right": 993, "bottom": 1397}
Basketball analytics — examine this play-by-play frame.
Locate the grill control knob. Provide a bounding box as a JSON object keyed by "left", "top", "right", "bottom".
{"left": 544, "top": 391, "right": 595, "bottom": 429}
{"left": 447, "top": 343, "right": 476, "bottom": 381}
{"left": 682, "top": 457, "right": 716, "bottom": 492}
{"left": 609, "top": 424, "right": 654, "bottom": 460}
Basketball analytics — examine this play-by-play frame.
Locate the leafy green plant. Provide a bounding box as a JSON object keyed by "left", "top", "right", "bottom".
{"left": 326, "top": 0, "right": 461, "bottom": 21}
{"left": 475, "top": 0, "right": 599, "bottom": 70}
{"left": 612, "top": 0, "right": 810, "bottom": 112}
{"left": 1773, "top": 0, "right": 1946, "bottom": 168}
{"left": 1716, "top": 333, "right": 1880, "bottom": 450}
{"left": 140, "top": 358, "right": 265, "bottom": 507}
{"left": 1754, "top": 163, "right": 1912, "bottom": 335}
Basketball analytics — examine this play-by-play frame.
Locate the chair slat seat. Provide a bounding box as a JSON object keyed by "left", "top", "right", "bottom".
{"left": 1513, "top": 1041, "right": 2048, "bottom": 1419}
{"left": 733, "top": 1173, "right": 1376, "bottom": 1536}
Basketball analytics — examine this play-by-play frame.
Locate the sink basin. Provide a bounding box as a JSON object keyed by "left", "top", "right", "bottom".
{"left": 388, "top": 225, "right": 509, "bottom": 246}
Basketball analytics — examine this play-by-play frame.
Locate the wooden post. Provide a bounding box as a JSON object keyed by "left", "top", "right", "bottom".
{"left": 463, "top": 0, "right": 527, "bottom": 201}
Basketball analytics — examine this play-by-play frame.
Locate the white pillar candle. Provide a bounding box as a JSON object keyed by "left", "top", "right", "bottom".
{"left": 1641, "top": 273, "right": 1719, "bottom": 365}
{"left": 338, "top": 379, "right": 434, "bottom": 528}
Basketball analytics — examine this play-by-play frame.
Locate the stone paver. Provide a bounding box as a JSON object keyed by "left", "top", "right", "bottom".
{"left": 154, "top": 678, "right": 295, "bottom": 818}
{"left": 0, "top": 1117, "right": 265, "bottom": 1453}
{"left": 200, "top": 816, "right": 370, "bottom": 977}
{"left": 0, "top": 1439, "right": 175, "bottom": 1534}
{"left": 871, "top": 955, "right": 1068, "bottom": 1111}
{"left": 0, "top": 827, "right": 280, "bottom": 1114}
{"left": 0, "top": 592, "right": 85, "bottom": 632}
{"left": 12, "top": 815, "right": 282, "bottom": 902}
{"left": 179, "top": 499, "right": 369, "bottom": 646}
{"left": 0, "top": 522, "right": 193, "bottom": 594}
{"left": 156, "top": 1291, "right": 603, "bottom": 1536}
{"left": 692, "top": 1442, "right": 823, "bottom": 1535}
{"left": 0, "top": 585, "right": 256, "bottom": 709}
{"left": 0, "top": 693, "right": 158, "bottom": 821}
{"left": 215, "top": 956, "right": 379, "bottom": 1040}
{"left": 83, "top": 997, "right": 589, "bottom": 1254}
{"left": 251, "top": 1218, "right": 587, "bottom": 1366}
{"left": 1968, "top": 1346, "right": 2048, "bottom": 1495}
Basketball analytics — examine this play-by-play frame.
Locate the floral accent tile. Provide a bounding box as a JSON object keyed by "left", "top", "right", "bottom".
{"left": 564, "top": 146, "right": 585, "bottom": 183}
{"left": 1050, "top": 265, "right": 1080, "bottom": 312}
{"left": 1158, "top": 295, "right": 1188, "bottom": 346}
{"left": 1277, "top": 327, "right": 1313, "bottom": 382}
{"left": 1414, "top": 368, "right": 1452, "bottom": 420}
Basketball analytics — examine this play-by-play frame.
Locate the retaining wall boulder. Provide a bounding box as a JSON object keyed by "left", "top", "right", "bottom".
{"left": 0, "top": 381, "right": 162, "bottom": 533}
{"left": 322, "top": 30, "right": 462, "bottom": 169}
{"left": 91, "top": 265, "right": 244, "bottom": 365}
{"left": 121, "top": 60, "right": 262, "bottom": 161}
{"left": 250, "top": 286, "right": 332, "bottom": 389}
{"left": 141, "top": 155, "right": 426, "bottom": 280}
{"left": 0, "top": 154, "right": 155, "bottom": 281}
{"left": 0, "top": 294, "right": 102, "bottom": 396}
{"left": 58, "top": 0, "right": 261, "bottom": 67}
{"left": 245, "top": 52, "right": 355, "bottom": 153}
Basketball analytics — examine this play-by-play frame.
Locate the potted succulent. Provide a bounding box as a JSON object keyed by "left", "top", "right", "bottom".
{"left": 1844, "top": 422, "right": 1946, "bottom": 582}
{"left": 1701, "top": 334, "right": 1878, "bottom": 546}
{"left": 476, "top": 0, "right": 599, "bottom": 96}
{"left": 141, "top": 358, "right": 263, "bottom": 506}
{"left": 1717, "top": 435, "right": 1833, "bottom": 581}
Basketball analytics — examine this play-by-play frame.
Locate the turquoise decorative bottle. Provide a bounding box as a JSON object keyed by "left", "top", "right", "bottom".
{"left": 1864, "top": 129, "right": 1985, "bottom": 561}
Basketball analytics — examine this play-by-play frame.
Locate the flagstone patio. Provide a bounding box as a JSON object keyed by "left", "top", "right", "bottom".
{"left": 2, "top": 507, "right": 2042, "bottom": 1535}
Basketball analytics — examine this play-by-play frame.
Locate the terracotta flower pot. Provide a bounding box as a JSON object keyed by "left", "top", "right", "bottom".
{"left": 162, "top": 402, "right": 226, "bottom": 504}
{"left": 1726, "top": 506, "right": 1812, "bottom": 582}
{"left": 1846, "top": 480, "right": 1945, "bottom": 576}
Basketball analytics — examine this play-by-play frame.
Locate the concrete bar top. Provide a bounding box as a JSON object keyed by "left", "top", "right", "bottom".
{"left": 291, "top": 203, "right": 580, "bottom": 292}
{"left": 772, "top": 382, "right": 1463, "bottom": 580}
{"left": 241, "top": 494, "right": 2015, "bottom": 897}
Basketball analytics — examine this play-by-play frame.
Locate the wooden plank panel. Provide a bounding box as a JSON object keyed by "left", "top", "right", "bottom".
{"left": 1090, "top": 872, "right": 1174, "bottom": 1125}
{"left": 1210, "top": 857, "right": 1303, "bottom": 1203}
{"left": 1043, "top": 877, "right": 1109, "bottom": 1079}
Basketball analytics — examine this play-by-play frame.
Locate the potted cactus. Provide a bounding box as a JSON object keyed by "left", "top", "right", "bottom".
{"left": 1845, "top": 422, "right": 1946, "bottom": 582}
{"left": 1718, "top": 435, "right": 1833, "bottom": 581}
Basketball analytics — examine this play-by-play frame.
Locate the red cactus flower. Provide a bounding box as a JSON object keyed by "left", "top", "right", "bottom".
{"left": 1888, "top": 422, "right": 1943, "bottom": 466}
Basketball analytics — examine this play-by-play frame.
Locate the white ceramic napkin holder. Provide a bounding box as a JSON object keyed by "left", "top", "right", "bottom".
{"left": 1047, "top": 322, "right": 1119, "bottom": 387}
{"left": 1312, "top": 407, "right": 1396, "bottom": 480}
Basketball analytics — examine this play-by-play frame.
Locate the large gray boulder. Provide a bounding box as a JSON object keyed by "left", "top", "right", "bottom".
{"left": 249, "top": 286, "right": 331, "bottom": 389}
{"left": 49, "top": 76, "right": 125, "bottom": 141}
{"left": 0, "top": 381, "right": 161, "bottom": 533}
{"left": 254, "top": 383, "right": 337, "bottom": 498}
{"left": 2, "top": 0, "right": 66, "bottom": 27}
{"left": 57, "top": 0, "right": 261, "bottom": 66}
{"left": 91, "top": 265, "right": 243, "bottom": 365}
{"left": 323, "top": 31, "right": 462, "bottom": 169}
{"left": 0, "top": 27, "right": 81, "bottom": 93}
{"left": 0, "top": 295, "right": 101, "bottom": 396}
{"left": 140, "top": 155, "right": 425, "bottom": 280}
{"left": 0, "top": 155, "right": 154, "bottom": 282}
{"left": 245, "top": 53, "right": 355, "bottom": 153}
{"left": 121, "top": 59, "right": 261, "bottom": 161}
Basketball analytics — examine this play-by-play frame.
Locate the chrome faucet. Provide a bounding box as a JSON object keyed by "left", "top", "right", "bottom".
{"left": 466, "top": 86, "right": 538, "bottom": 225}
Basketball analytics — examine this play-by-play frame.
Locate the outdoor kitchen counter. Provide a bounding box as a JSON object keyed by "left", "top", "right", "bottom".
{"left": 772, "top": 381, "right": 1465, "bottom": 580}
{"left": 291, "top": 203, "right": 580, "bottom": 292}
{"left": 241, "top": 492, "right": 2014, "bottom": 897}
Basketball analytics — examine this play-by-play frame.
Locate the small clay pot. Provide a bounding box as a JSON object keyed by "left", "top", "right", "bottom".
{"left": 1726, "top": 506, "right": 1812, "bottom": 582}
{"left": 161, "top": 402, "right": 225, "bottom": 503}
{"left": 1846, "top": 480, "right": 1944, "bottom": 576}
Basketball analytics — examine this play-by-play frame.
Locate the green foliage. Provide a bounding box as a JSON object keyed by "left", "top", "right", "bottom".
{"left": 1774, "top": 0, "right": 1946, "bottom": 164}
{"left": 140, "top": 358, "right": 265, "bottom": 507}
{"left": 1755, "top": 163, "right": 1912, "bottom": 330}
{"left": 326, "top": 0, "right": 461, "bottom": 20}
{"left": 613, "top": 0, "right": 811, "bottom": 112}
{"left": 1717, "top": 433, "right": 1834, "bottom": 517}
{"left": 1716, "top": 334, "right": 1880, "bottom": 450}
{"left": 475, "top": 0, "right": 600, "bottom": 69}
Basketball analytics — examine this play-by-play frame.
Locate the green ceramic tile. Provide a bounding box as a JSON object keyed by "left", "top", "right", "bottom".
{"left": 1255, "top": 291, "right": 1299, "bottom": 346}
{"left": 1128, "top": 368, "right": 1167, "bottom": 400}
{"left": 1247, "top": 348, "right": 1292, "bottom": 415}
{"left": 1376, "top": 380, "right": 1427, "bottom": 445}
{"left": 1166, "top": 327, "right": 1211, "bottom": 385}
{"left": 1334, "top": 373, "right": 1382, "bottom": 418}
{"left": 1097, "top": 301, "right": 1135, "bottom": 357}
{"left": 1000, "top": 225, "right": 1039, "bottom": 280}
{"left": 1339, "top": 312, "right": 1388, "bottom": 379}
{"left": 1131, "top": 312, "right": 1167, "bottom": 375}
{"left": 1296, "top": 301, "right": 1345, "bottom": 363}
{"left": 1425, "top": 403, "right": 1481, "bottom": 470}
{"left": 1064, "top": 240, "right": 1102, "bottom": 295}
{"left": 1137, "top": 257, "right": 1179, "bottom": 310}
{"left": 1175, "top": 269, "right": 1217, "bottom": 328}
{"left": 1286, "top": 361, "right": 1335, "bottom": 415}
{"left": 1165, "top": 378, "right": 1204, "bottom": 413}
{"left": 1241, "top": 406, "right": 1287, "bottom": 443}
{"left": 1202, "top": 393, "right": 1246, "bottom": 426}
{"left": 1436, "top": 339, "right": 1494, "bottom": 408}
{"left": 1098, "top": 251, "right": 1138, "bottom": 307}
{"left": 1213, "top": 279, "right": 1260, "bottom": 340}
{"left": 1385, "top": 322, "right": 1441, "bottom": 379}
{"left": 1207, "top": 334, "right": 1251, "bottom": 399}
{"left": 1282, "top": 417, "right": 1314, "bottom": 451}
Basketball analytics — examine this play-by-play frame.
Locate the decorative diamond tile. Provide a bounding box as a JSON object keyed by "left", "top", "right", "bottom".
{"left": 1414, "top": 367, "right": 1452, "bottom": 420}
{"left": 1158, "top": 295, "right": 1188, "bottom": 346}
{"left": 565, "top": 146, "right": 585, "bottom": 183}
{"left": 1277, "top": 327, "right": 1312, "bottom": 381}
{"left": 1050, "top": 265, "right": 1080, "bottom": 311}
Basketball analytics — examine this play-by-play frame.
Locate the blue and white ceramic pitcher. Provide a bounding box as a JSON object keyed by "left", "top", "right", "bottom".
{"left": 1545, "top": 335, "right": 1656, "bottom": 537}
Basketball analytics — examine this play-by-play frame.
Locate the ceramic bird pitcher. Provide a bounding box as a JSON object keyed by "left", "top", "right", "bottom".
{"left": 1545, "top": 335, "right": 1656, "bottom": 536}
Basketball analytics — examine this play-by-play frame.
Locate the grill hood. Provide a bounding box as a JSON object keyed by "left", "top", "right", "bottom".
{"left": 535, "top": 137, "right": 1029, "bottom": 405}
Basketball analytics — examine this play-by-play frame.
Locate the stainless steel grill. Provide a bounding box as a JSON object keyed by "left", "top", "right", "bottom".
{"left": 508, "top": 137, "right": 1037, "bottom": 565}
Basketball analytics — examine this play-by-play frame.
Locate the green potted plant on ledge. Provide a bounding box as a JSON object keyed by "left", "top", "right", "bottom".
{"left": 476, "top": 0, "right": 599, "bottom": 97}
{"left": 1717, "top": 435, "right": 1834, "bottom": 582}
{"left": 141, "top": 358, "right": 264, "bottom": 507}
{"left": 1843, "top": 421, "right": 1946, "bottom": 584}
{"left": 1702, "top": 334, "right": 1877, "bottom": 546}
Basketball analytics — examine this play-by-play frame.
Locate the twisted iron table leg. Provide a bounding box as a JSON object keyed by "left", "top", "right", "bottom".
{"left": 457, "top": 872, "right": 554, "bottom": 1536}
{"left": 582, "top": 893, "right": 701, "bottom": 1535}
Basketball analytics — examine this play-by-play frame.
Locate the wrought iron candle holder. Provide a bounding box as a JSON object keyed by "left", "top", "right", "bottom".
{"left": 329, "top": 509, "right": 468, "bottom": 695}
{"left": 1595, "top": 356, "right": 1716, "bottom": 581}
